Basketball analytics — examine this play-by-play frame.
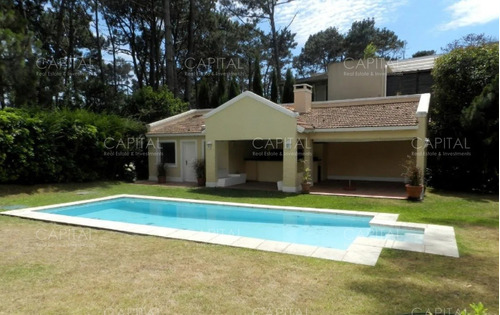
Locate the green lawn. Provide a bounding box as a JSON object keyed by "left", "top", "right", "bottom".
{"left": 0, "top": 182, "right": 498, "bottom": 314}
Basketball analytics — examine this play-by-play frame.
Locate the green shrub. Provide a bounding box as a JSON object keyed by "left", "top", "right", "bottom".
{"left": 0, "top": 108, "right": 145, "bottom": 184}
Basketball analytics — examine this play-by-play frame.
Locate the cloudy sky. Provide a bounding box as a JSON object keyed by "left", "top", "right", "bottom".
{"left": 273, "top": 0, "right": 499, "bottom": 57}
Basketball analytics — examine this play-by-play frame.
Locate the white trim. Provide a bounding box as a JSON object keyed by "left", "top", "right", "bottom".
{"left": 416, "top": 93, "right": 431, "bottom": 117}
{"left": 180, "top": 140, "right": 198, "bottom": 183}
{"left": 158, "top": 140, "right": 177, "bottom": 168}
{"left": 313, "top": 126, "right": 418, "bottom": 133}
{"left": 313, "top": 138, "right": 414, "bottom": 143}
{"left": 146, "top": 133, "right": 204, "bottom": 138}
{"left": 282, "top": 186, "right": 301, "bottom": 193}
{"left": 296, "top": 125, "right": 306, "bottom": 133}
{"left": 147, "top": 109, "right": 211, "bottom": 131}
{"left": 204, "top": 91, "right": 298, "bottom": 119}
{"left": 148, "top": 175, "right": 182, "bottom": 182}
{"left": 166, "top": 176, "right": 182, "bottom": 182}
{"left": 327, "top": 175, "right": 405, "bottom": 183}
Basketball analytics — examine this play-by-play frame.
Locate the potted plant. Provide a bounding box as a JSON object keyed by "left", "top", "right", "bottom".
{"left": 193, "top": 159, "right": 206, "bottom": 186}
{"left": 301, "top": 163, "right": 313, "bottom": 194}
{"left": 402, "top": 157, "right": 424, "bottom": 200}
{"left": 157, "top": 163, "right": 167, "bottom": 184}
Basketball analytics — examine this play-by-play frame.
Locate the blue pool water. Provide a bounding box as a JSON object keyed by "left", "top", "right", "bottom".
{"left": 41, "top": 197, "right": 423, "bottom": 250}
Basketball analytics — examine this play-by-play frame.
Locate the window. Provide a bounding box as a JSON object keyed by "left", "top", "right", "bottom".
{"left": 161, "top": 142, "right": 176, "bottom": 165}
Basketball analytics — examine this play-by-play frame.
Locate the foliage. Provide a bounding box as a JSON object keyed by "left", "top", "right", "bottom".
{"left": 441, "top": 33, "right": 495, "bottom": 53}
{"left": 252, "top": 56, "right": 263, "bottom": 96}
{"left": 412, "top": 50, "right": 436, "bottom": 58}
{"left": 197, "top": 77, "right": 211, "bottom": 108}
{"left": 125, "top": 86, "right": 188, "bottom": 123}
{"left": 363, "top": 43, "right": 377, "bottom": 59}
{"left": 293, "top": 27, "right": 343, "bottom": 76}
{"left": 460, "top": 302, "right": 488, "bottom": 315}
{"left": 0, "top": 108, "right": 145, "bottom": 184}
{"left": 294, "top": 18, "right": 404, "bottom": 76}
{"left": 402, "top": 156, "right": 423, "bottom": 186}
{"left": 193, "top": 159, "right": 206, "bottom": 179}
{"left": 123, "top": 163, "right": 136, "bottom": 183}
{"left": 282, "top": 69, "right": 295, "bottom": 103}
{"left": 228, "top": 77, "right": 240, "bottom": 99}
{"left": 157, "top": 164, "right": 167, "bottom": 177}
{"left": 429, "top": 41, "right": 498, "bottom": 192}
{"left": 270, "top": 69, "right": 278, "bottom": 102}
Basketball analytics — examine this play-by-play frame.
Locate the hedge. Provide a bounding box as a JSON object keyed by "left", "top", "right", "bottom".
{"left": 0, "top": 108, "right": 146, "bottom": 184}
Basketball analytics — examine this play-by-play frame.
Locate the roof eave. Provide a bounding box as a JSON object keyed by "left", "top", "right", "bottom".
{"left": 312, "top": 125, "right": 419, "bottom": 133}
{"left": 204, "top": 91, "right": 298, "bottom": 119}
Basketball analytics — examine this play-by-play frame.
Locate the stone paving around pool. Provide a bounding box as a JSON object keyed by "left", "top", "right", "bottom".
{"left": 1, "top": 194, "right": 459, "bottom": 266}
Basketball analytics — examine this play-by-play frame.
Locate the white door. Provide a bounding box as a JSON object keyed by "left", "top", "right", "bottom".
{"left": 182, "top": 141, "right": 197, "bottom": 182}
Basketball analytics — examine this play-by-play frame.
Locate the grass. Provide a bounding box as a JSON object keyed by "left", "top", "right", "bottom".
{"left": 0, "top": 181, "right": 498, "bottom": 314}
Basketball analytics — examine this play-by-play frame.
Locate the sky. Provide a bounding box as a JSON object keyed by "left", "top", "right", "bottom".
{"left": 272, "top": 0, "right": 499, "bottom": 58}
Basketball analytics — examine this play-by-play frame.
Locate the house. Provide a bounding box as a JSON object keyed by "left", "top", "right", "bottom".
{"left": 146, "top": 84, "right": 430, "bottom": 193}
{"left": 297, "top": 55, "right": 438, "bottom": 101}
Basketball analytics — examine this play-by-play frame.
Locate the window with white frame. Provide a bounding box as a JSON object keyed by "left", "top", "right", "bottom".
{"left": 160, "top": 142, "right": 176, "bottom": 166}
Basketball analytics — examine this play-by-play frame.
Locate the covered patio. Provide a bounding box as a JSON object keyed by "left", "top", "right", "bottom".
{"left": 226, "top": 180, "right": 406, "bottom": 199}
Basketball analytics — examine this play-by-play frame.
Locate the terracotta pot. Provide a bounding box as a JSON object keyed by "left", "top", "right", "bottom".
{"left": 405, "top": 184, "right": 423, "bottom": 200}
{"left": 157, "top": 176, "right": 166, "bottom": 184}
{"left": 197, "top": 177, "right": 206, "bottom": 186}
{"left": 301, "top": 182, "right": 311, "bottom": 194}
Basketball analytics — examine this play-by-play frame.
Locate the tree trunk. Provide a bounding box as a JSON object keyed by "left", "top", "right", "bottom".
{"left": 184, "top": 0, "right": 194, "bottom": 107}
{"left": 94, "top": 0, "right": 105, "bottom": 84}
{"left": 104, "top": 13, "right": 118, "bottom": 92}
{"left": 270, "top": 8, "right": 281, "bottom": 84}
{"left": 163, "top": 0, "right": 175, "bottom": 93}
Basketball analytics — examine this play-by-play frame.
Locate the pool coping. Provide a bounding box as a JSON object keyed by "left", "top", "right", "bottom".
{"left": 1, "top": 194, "right": 459, "bottom": 266}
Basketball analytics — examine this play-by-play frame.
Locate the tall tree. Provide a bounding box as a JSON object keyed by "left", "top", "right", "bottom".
{"left": 282, "top": 68, "right": 294, "bottom": 103}
{"left": 293, "top": 27, "right": 343, "bottom": 76}
{"left": 163, "top": 0, "right": 175, "bottom": 92}
{"left": 197, "top": 77, "right": 210, "bottom": 108}
{"left": 294, "top": 19, "right": 405, "bottom": 77}
{"left": 228, "top": 76, "right": 240, "bottom": 99}
{"left": 252, "top": 56, "right": 263, "bottom": 96}
{"left": 220, "top": 0, "right": 296, "bottom": 83}
{"left": 441, "top": 33, "right": 495, "bottom": 53}
{"left": 270, "top": 69, "right": 278, "bottom": 102}
{"left": 429, "top": 41, "right": 498, "bottom": 191}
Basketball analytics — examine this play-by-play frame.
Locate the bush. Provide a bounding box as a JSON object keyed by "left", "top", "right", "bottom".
{"left": 0, "top": 108, "right": 146, "bottom": 184}
{"left": 429, "top": 42, "right": 498, "bottom": 192}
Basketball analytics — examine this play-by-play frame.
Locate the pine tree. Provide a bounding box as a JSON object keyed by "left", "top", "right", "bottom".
{"left": 197, "top": 77, "right": 210, "bottom": 108}
{"left": 282, "top": 69, "right": 295, "bottom": 103}
{"left": 252, "top": 56, "right": 263, "bottom": 96}
{"left": 217, "top": 74, "right": 227, "bottom": 104}
{"left": 228, "top": 77, "right": 240, "bottom": 99}
{"left": 270, "top": 69, "right": 278, "bottom": 103}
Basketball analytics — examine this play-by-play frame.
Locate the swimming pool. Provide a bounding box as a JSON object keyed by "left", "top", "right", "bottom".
{"left": 39, "top": 197, "right": 423, "bottom": 250}
{"left": 1, "top": 195, "right": 459, "bottom": 265}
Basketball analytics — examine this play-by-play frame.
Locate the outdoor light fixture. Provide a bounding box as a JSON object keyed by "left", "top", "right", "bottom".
{"left": 206, "top": 141, "right": 212, "bottom": 149}
{"left": 285, "top": 138, "right": 292, "bottom": 149}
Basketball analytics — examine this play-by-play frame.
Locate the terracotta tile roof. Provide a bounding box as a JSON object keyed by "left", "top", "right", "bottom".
{"left": 147, "top": 110, "right": 210, "bottom": 134}
{"left": 147, "top": 97, "right": 419, "bottom": 135}
{"left": 298, "top": 101, "right": 419, "bottom": 129}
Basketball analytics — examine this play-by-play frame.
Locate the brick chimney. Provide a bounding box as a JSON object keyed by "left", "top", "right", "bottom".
{"left": 293, "top": 84, "right": 313, "bottom": 113}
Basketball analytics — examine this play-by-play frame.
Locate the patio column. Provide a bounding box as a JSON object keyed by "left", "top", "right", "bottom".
{"left": 282, "top": 137, "right": 299, "bottom": 193}
{"left": 205, "top": 139, "right": 217, "bottom": 187}
{"left": 416, "top": 116, "right": 428, "bottom": 174}
{"left": 303, "top": 137, "right": 313, "bottom": 186}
